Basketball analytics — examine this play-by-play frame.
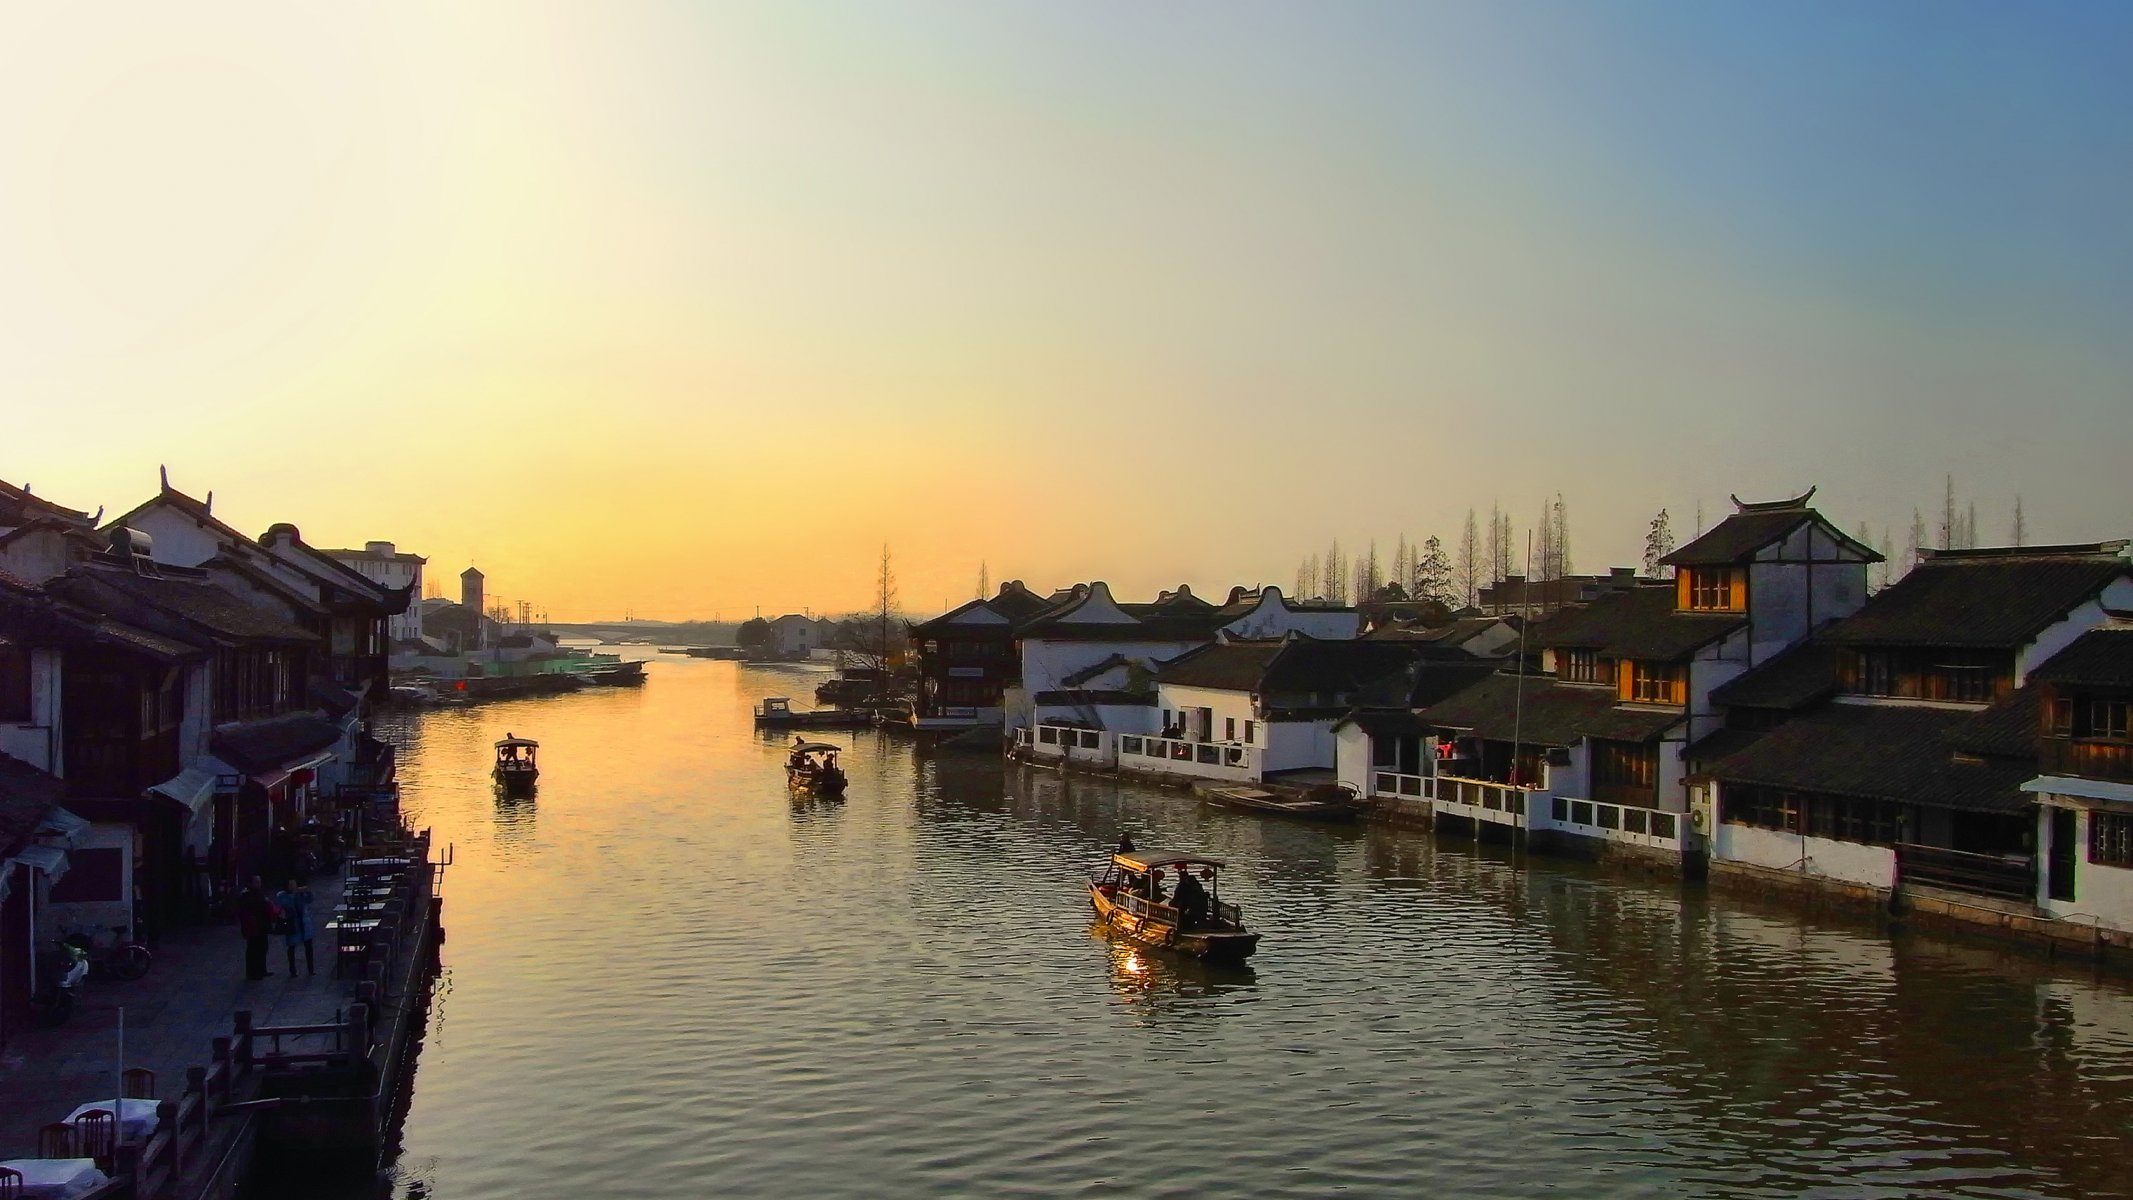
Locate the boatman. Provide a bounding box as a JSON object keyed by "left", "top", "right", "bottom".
{"left": 1171, "top": 864, "right": 1209, "bottom": 929}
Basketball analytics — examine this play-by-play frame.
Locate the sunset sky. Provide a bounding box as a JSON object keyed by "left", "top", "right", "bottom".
{"left": 5, "top": 3, "right": 2129, "bottom": 619}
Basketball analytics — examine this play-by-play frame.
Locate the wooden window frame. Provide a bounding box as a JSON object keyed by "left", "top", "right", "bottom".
{"left": 1561, "top": 649, "right": 1602, "bottom": 684}
{"left": 1682, "top": 567, "right": 1745, "bottom": 613}
{"left": 1625, "top": 661, "right": 1686, "bottom": 706}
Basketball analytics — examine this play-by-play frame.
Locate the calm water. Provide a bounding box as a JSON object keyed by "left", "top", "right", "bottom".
{"left": 308, "top": 655, "right": 2133, "bottom": 1198}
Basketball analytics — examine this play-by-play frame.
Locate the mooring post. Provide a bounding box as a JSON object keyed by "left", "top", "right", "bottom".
{"left": 158, "top": 1099, "right": 181, "bottom": 1174}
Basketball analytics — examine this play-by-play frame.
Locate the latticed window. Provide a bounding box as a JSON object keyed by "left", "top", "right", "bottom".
{"left": 2093, "top": 813, "right": 2133, "bottom": 868}
{"left": 1561, "top": 649, "right": 1603, "bottom": 683}
{"left": 1686, "top": 568, "right": 1741, "bottom": 611}
{"left": 1629, "top": 662, "right": 1685, "bottom": 705}
{"left": 1724, "top": 784, "right": 1799, "bottom": 832}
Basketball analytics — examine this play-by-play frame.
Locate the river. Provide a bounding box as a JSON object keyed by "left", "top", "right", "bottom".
{"left": 297, "top": 653, "right": 2133, "bottom": 1198}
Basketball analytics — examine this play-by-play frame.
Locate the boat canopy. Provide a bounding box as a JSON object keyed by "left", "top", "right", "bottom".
{"left": 1112, "top": 850, "right": 1225, "bottom": 873}
{"left": 791, "top": 741, "right": 842, "bottom": 753}
{"left": 495, "top": 735, "right": 539, "bottom": 749}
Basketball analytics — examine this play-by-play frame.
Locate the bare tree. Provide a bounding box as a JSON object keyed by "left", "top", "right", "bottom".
{"left": 1694, "top": 499, "right": 1705, "bottom": 538}
{"left": 1874, "top": 528, "right": 1892, "bottom": 593}
{"left": 2012, "top": 496, "right": 2027, "bottom": 547}
{"left": 1643, "top": 509, "right": 1676, "bottom": 578}
{"left": 1534, "top": 498, "right": 1555, "bottom": 583}
{"left": 1454, "top": 510, "right": 1480, "bottom": 609}
{"left": 1324, "top": 539, "right": 1347, "bottom": 605}
{"left": 1355, "top": 540, "right": 1382, "bottom": 602}
{"left": 1905, "top": 508, "right": 1926, "bottom": 576}
{"left": 1295, "top": 555, "right": 1313, "bottom": 599}
{"left": 1940, "top": 474, "right": 1957, "bottom": 550}
{"left": 1487, "top": 503, "right": 1513, "bottom": 583}
{"left": 976, "top": 561, "right": 989, "bottom": 601}
{"left": 1964, "top": 501, "right": 1978, "bottom": 549}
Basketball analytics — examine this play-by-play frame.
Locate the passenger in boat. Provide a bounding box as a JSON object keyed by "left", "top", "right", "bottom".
{"left": 1116, "top": 831, "right": 1135, "bottom": 854}
{"left": 1144, "top": 869, "right": 1166, "bottom": 905}
{"left": 1171, "top": 865, "right": 1209, "bottom": 929}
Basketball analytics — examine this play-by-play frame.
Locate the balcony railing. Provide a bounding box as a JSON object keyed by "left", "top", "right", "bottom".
{"left": 1118, "top": 735, "right": 1255, "bottom": 775}
{"left": 1547, "top": 795, "right": 1679, "bottom": 846}
{"left": 2039, "top": 737, "right": 2133, "bottom": 784}
{"left": 1370, "top": 771, "right": 1429, "bottom": 798}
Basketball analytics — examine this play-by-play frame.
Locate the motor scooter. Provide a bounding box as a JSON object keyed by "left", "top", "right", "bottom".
{"left": 31, "top": 940, "right": 89, "bottom": 1026}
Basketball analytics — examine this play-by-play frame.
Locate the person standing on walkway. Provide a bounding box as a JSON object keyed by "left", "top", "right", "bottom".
{"left": 235, "top": 876, "right": 275, "bottom": 980}
{"left": 275, "top": 878, "right": 316, "bottom": 977}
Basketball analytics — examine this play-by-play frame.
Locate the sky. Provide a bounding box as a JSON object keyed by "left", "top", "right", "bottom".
{"left": 4, "top": 2, "right": 2129, "bottom": 620}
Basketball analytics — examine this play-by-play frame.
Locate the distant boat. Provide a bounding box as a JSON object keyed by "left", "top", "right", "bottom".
{"left": 494, "top": 734, "right": 539, "bottom": 796}
{"left": 683, "top": 646, "right": 746, "bottom": 660}
{"left": 754, "top": 697, "right": 874, "bottom": 730}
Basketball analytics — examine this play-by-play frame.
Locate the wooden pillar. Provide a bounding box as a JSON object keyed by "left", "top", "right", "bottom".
{"left": 232, "top": 1011, "right": 254, "bottom": 1067}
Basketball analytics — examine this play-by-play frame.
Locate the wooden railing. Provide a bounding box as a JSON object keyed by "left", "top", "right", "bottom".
{"left": 1897, "top": 843, "right": 2035, "bottom": 902}
{"left": 2039, "top": 737, "right": 2133, "bottom": 784}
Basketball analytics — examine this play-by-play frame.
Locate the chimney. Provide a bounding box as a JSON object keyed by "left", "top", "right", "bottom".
{"left": 365, "top": 541, "right": 394, "bottom": 556}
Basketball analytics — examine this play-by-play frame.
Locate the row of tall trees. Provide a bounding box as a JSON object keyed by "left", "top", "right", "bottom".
{"left": 1293, "top": 496, "right": 1574, "bottom": 610}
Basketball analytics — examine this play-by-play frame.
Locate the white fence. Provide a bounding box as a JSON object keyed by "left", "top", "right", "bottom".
{"left": 1118, "top": 735, "right": 1259, "bottom": 782}
{"left": 1413, "top": 774, "right": 1684, "bottom": 851}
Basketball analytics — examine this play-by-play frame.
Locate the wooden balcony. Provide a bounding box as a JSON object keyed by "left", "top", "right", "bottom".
{"left": 2038, "top": 737, "right": 2133, "bottom": 784}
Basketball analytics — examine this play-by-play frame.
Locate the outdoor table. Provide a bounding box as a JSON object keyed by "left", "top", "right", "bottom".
{"left": 63, "top": 1097, "right": 159, "bottom": 1144}
{"left": 328, "top": 918, "right": 384, "bottom": 977}
{"left": 0, "top": 1158, "right": 111, "bottom": 1200}
{"left": 349, "top": 856, "right": 411, "bottom": 869}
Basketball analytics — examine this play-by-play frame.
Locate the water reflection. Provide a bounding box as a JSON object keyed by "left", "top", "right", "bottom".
{"left": 319, "top": 653, "right": 2133, "bottom": 1200}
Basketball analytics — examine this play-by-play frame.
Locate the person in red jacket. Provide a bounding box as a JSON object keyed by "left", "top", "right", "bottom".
{"left": 234, "top": 876, "right": 277, "bottom": 981}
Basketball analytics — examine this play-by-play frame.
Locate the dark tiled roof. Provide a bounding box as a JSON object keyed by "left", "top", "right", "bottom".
{"left": 1061, "top": 653, "right": 1133, "bottom": 687}
{"left": 1532, "top": 585, "right": 1743, "bottom": 661}
{"left": 1685, "top": 726, "right": 1768, "bottom": 767}
{"left": 1700, "top": 702, "right": 2033, "bottom": 813}
{"left": 1663, "top": 510, "right": 1814, "bottom": 567}
{"left": 0, "top": 478, "right": 93, "bottom": 527}
{"left": 1708, "top": 639, "right": 1842, "bottom": 712}
{"left": 908, "top": 598, "right": 1010, "bottom": 636}
{"left": 210, "top": 715, "right": 344, "bottom": 774}
{"left": 103, "top": 485, "right": 253, "bottom": 549}
{"left": 1157, "top": 638, "right": 1443, "bottom": 697}
{"left": 1946, "top": 690, "right": 2040, "bottom": 758}
{"left": 1332, "top": 710, "right": 1431, "bottom": 739}
{"left": 1032, "top": 690, "right": 1154, "bottom": 707}
{"left": 0, "top": 575, "right": 208, "bottom": 662}
{"left": 1824, "top": 548, "right": 2128, "bottom": 649}
{"left": 1418, "top": 673, "right": 1684, "bottom": 747}
{"left": 0, "top": 751, "right": 66, "bottom": 856}
{"left": 2028, "top": 627, "right": 2133, "bottom": 688}
{"left": 989, "top": 582, "right": 1058, "bottom": 623}
{"left": 58, "top": 567, "right": 319, "bottom": 645}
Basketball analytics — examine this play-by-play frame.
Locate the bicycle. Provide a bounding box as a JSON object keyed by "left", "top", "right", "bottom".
{"left": 61, "top": 925, "right": 153, "bottom": 982}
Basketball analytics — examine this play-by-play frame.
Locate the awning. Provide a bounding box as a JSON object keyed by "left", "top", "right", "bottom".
{"left": 36, "top": 807, "right": 91, "bottom": 846}
{"left": 147, "top": 767, "right": 221, "bottom": 816}
{"left": 11, "top": 843, "right": 70, "bottom": 882}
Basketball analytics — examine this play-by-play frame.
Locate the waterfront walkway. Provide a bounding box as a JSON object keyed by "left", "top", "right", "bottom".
{"left": 0, "top": 874, "right": 354, "bottom": 1158}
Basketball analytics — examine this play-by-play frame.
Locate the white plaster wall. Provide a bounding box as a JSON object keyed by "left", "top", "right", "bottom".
{"left": 1222, "top": 592, "right": 1361, "bottom": 640}
{"left": 1715, "top": 821, "right": 1895, "bottom": 889}
{"left": 0, "top": 647, "right": 61, "bottom": 772}
{"left": 1689, "top": 632, "right": 1751, "bottom": 744}
{"left": 0, "top": 529, "right": 75, "bottom": 582}
{"left": 1334, "top": 725, "right": 1371, "bottom": 793}
{"left": 1806, "top": 525, "right": 1868, "bottom": 628}
{"left": 2017, "top": 579, "right": 2133, "bottom": 681}
{"left": 2041, "top": 804, "right": 2133, "bottom": 934}
{"left": 1262, "top": 718, "right": 1336, "bottom": 773}
{"left": 1658, "top": 732, "right": 1689, "bottom": 812}
{"left": 1154, "top": 684, "right": 1259, "bottom": 742}
{"left": 1749, "top": 557, "right": 1810, "bottom": 665}
{"left": 126, "top": 507, "right": 225, "bottom": 568}
{"left": 43, "top": 821, "right": 136, "bottom": 939}
{"left": 1023, "top": 640, "right": 1199, "bottom": 695}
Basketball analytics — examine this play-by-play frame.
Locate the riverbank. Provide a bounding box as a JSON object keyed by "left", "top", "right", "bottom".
{"left": 0, "top": 830, "right": 444, "bottom": 1198}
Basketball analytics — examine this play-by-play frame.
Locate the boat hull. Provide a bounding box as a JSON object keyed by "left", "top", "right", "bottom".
{"left": 755, "top": 711, "right": 875, "bottom": 730}
{"left": 1088, "top": 883, "right": 1259, "bottom": 962}
{"left": 1203, "top": 787, "right": 1362, "bottom": 823}
{"left": 494, "top": 767, "right": 538, "bottom": 796}
{"left": 787, "top": 767, "right": 847, "bottom": 794}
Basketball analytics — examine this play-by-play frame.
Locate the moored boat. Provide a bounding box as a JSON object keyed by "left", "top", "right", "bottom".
{"left": 754, "top": 696, "right": 875, "bottom": 729}
{"left": 785, "top": 739, "right": 848, "bottom": 793}
{"left": 1202, "top": 784, "right": 1364, "bottom": 823}
{"left": 1088, "top": 849, "right": 1259, "bottom": 962}
{"left": 493, "top": 734, "right": 539, "bottom": 796}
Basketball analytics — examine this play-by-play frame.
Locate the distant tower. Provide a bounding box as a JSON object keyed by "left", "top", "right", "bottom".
{"left": 462, "top": 567, "right": 486, "bottom": 651}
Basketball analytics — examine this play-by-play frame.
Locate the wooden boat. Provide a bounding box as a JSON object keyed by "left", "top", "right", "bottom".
{"left": 493, "top": 734, "right": 539, "bottom": 796}
{"left": 1203, "top": 785, "right": 1364, "bottom": 823}
{"left": 754, "top": 696, "right": 875, "bottom": 729}
{"left": 785, "top": 739, "right": 848, "bottom": 793}
{"left": 1088, "top": 849, "right": 1259, "bottom": 962}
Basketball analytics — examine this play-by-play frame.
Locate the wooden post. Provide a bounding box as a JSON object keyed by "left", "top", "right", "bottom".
{"left": 232, "top": 1012, "right": 254, "bottom": 1067}
{"left": 158, "top": 1100, "right": 181, "bottom": 1175}
{"left": 348, "top": 1002, "right": 371, "bottom": 1058}
{"left": 210, "top": 1037, "right": 232, "bottom": 1105}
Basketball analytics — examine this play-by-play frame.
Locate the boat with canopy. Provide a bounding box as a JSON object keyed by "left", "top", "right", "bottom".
{"left": 785, "top": 739, "right": 848, "bottom": 793}
{"left": 1088, "top": 848, "right": 1259, "bottom": 962}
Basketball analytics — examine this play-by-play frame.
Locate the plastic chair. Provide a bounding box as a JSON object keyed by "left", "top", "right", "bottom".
{"left": 36, "top": 1121, "right": 78, "bottom": 1158}
{"left": 74, "top": 1109, "right": 117, "bottom": 1163}
{"left": 122, "top": 1067, "right": 157, "bottom": 1099}
{"left": 0, "top": 1164, "right": 23, "bottom": 1200}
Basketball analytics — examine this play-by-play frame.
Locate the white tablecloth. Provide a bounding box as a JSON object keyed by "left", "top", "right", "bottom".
{"left": 64, "top": 1096, "right": 159, "bottom": 1143}
{"left": 0, "top": 1158, "right": 112, "bottom": 1200}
